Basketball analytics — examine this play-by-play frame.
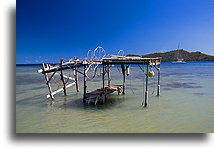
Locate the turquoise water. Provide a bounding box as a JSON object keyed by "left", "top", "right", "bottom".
{"left": 16, "top": 62, "right": 213, "bottom": 133}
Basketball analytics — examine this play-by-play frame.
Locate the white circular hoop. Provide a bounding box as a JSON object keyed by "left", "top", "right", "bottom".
{"left": 93, "top": 46, "right": 106, "bottom": 61}
{"left": 87, "top": 49, "right": 94, "bottom": 61}
{"left": 118, "top": 50, "right": 125, "bottom": 57}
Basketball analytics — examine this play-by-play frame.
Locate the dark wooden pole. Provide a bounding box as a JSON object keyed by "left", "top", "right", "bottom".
{"left": 42, "top": 64, "right": 54, "bottom": 101}
{"left": 60, "top": 59, "right": 67, "bottom": 96}
{"left": 157, "top": 64, "right": 160, "bottom": 96}
{"left": 144, "top": 63, "right": 149, "bottom": 107}
{"left": 121, "top": 64, "right": 125, "bottom": 95}
{"left": 74, "top": 67, "right": 79, "bottom": 92}
{"left": 83, "top": 65, "right": 87, "bottom": 99}
{"left": 102, "top": 64, "right": 106, "bottom": 103}
{"left": 102, "top": 64, "right": 105, "bottom": 89}
{"left": 107, "top": 65, "right": 111, "bottom": 86}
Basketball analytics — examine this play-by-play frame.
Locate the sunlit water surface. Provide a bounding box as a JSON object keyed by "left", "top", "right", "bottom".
{"left": 16, "top": 62, "right": 213, "bottom": 133}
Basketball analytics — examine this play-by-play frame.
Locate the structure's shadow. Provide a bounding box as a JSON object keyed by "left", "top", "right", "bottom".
{"left": 12, "top": 7, "right": 209, "bottom": 142}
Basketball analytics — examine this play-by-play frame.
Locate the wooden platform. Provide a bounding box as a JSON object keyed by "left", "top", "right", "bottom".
{"left": 84, "top": 85, "right": 123, "bottom": 105}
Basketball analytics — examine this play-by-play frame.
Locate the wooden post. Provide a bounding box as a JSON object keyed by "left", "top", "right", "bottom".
{"left": 107, "top": 65, "right": 111, "bottom": 86}
{"left": 57, "top": 80, "right": 62, "bottom": 90}
{"left": 42, "top": 64, "right": 54, "bottom": 101}
{"left": 144, "top": 63, "right": 149, "bottom": 107}
{"left": 74, "top": 67, "right": 79, "bottom": 92}
{"left": 102, "top": 64, "right": 105, "bottom": 89}
{"left": 157, "top": 64, "right": 160, "bottom": 96}
{"left": 60, "top": 59, "right": 67, "bottom": 96}
{"left": 83, "top": 65, "right": 87, "bottom": 99}
{"left": 121, "top": 64, "right": 125, "bottom": 95}
{"left": 102, "top": 64, "right": 106, "bottom": 103}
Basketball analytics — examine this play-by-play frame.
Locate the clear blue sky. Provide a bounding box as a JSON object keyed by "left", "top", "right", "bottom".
{"left": 17, "top": 0, "right": 213, "bottom": 64}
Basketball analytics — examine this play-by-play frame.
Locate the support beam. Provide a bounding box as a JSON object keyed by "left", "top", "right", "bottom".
{"left": 55, "top": 72, "right": 75, "bottom": 81}
{"left": 107, "top": 65, "right": 111, "bottom": 86}
{"left": 85, "top": 64, "right": 92, "bottom": 73}
{"left": 83, "top": 65, "right": 87, "bottom": 99}
{"left": 157, "top": 64, "right": 160, "bottom": 96}
{"left": 102, "top": 64, "right": 107, "bottom": 103}
{"left": 75, "top": 69, "right": 86, "bottom": 76}
{"left": 121, "top": 64, "right": 125, "bottom": 95}
{"left": 46, "top": 70, "right": 57, "bottom": 84}
{"left": 144, "top": 63, "right": 149, "bottom": 107}
{"left": 57, "top": 80, "right": 62, "bottom": 90}
{"left": 74, "top": 67, "right": 79, "bottom": 92}
{"left": 60, "top": 59, "right": 67, "bottom": 96}
{"left": 47, "top": 82, "right": 75, "bottom": 98}
{"left": 42, "top": 64, "right": 54, "bottom": 101}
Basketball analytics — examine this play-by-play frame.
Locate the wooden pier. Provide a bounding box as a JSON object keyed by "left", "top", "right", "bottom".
{"left": 38, "top": 47, "right": 161, "bottom": 107}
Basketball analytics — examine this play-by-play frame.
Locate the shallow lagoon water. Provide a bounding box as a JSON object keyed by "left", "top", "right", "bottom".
{"left": 16, "top": 62, "right": 213, "bottom": 133}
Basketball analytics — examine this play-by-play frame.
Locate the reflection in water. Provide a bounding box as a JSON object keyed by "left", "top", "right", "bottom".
{"left": 163, "top": 82, "right": 202, "bottom": 88}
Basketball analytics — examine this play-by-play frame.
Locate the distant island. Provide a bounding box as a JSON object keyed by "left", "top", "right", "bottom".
{"left": 127, "top": 49, "right": 214, "bottom": 61}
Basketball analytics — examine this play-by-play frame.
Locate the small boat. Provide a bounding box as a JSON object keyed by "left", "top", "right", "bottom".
{"left": 172, "top": 43, "right": 186, "bottom": 64}
{"left": 172, "top": 58, "right": 186, "bottom": 64}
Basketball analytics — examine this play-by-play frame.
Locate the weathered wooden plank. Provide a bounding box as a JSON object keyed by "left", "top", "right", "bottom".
{"left": 60, "top": 59, "right": 67, "bottom": 96}
{"left": 46, "top": 70, "right": 57, "bottom": 84}
{"left": 85, "top": 64, "right": 92, "bottom": 73}
{"left": 38, "top": 61, "right": 80, "bottom": 73}
{"left": 42, "top": 64, "right": 54, "bottom": 100}
{"left": 55, "top": 72, "right": 75, "bottom": 81}
{"left": 76, "top": 69, "right": 85, "bottom": 76}
{"left": 107, "top": 65, "right": 111, "bottom": 86}
{"left": 121, "top": 64, "right": 125, "bottom": 94}
{"left": 74, "top": 68, "right": 79, "bottom": 92}
{"left": 102, "top": 64, "right": 105, "bottom": 102}
{"left": 109, "top": 55, "right": 125, "bottom": 58}
{"left": 38, "top": 61, "right": 102, "bottom": 73}
{"left": 157, "top": 64, "right": 160, "bottom": 96}
{"left": 144, "top": 63, "right": 149, "bottom": 107}
{"left": 46, "top": 82, "right": 75, "bottom": 98}
{"left": 83, "top": 65, "right": 87, "bottom": 98}
{"left": 38, "top": 58, "right": 161, "bottom": 73}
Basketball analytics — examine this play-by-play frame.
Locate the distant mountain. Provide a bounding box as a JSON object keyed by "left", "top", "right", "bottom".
{"left": 127, "top": 49, "right": 214, "bottom": 61}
